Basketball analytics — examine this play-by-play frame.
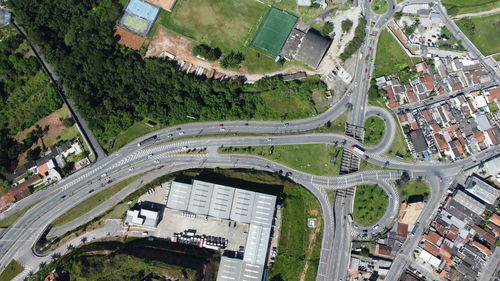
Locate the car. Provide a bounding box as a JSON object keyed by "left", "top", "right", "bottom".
{"left": 369, "top": 47, "right": 372, "bottom": 51}
{"left": 88, "top": 189, "right": 94, "bottom": 193}
{"left": 365, "top": 68, "right": 368, "bottom": 73}
{"left": 267, "top": 138, "right": 272, "bottom": 142}
{"left": 284, "top": 123, "right": 289, "bottom": 127}
{"left": 107, "top": 179, "right": 113, "bottom": 184}
{"left": 244, "top": 123, "right": 249, "bottom": 126}
{"left": 61, "top": 195, "right": 66, "bottom": 199}
{"left": 148, "top": 153, "right": 153, "bottom": 158}
{"left": 179, "top": 131, "right": 184, "bottom": 135}
{"left": 128, "top": 167, "right": 134, "bottom": 172}
{"left": 220, "top": 128, "right": 226, "bottom": 132}
{"left": 176, "top": 127, "right": 181, "bottom": 131}
{"left": 182, "top": 146, "right": 188, "bottom": 150}
{"left": 218, "top": 124, "right": 224, "bottom": 127}
{"left": 153, "top": 159, "right": 160, "bottom": 164}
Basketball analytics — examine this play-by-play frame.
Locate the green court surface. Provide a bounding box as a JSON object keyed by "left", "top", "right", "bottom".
{"left": 123, "top": 15, "right": 148, "bottom": 33}
{"left": 251, "top": 7, "right": 297, "bottom": 56}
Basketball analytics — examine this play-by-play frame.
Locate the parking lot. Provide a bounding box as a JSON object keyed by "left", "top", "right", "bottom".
{"left": 155, "top": 208, "right": 249, "bottom": 251}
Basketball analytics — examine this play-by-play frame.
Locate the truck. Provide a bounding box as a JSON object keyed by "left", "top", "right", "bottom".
{"left": 350, "top": 145, "right": 365, "bottom": 155}
{"left": 411, "top": 222, "right": 420, "bottom": 236}
{"left": 137, "top": 135, "right": 158, "bottom": 147}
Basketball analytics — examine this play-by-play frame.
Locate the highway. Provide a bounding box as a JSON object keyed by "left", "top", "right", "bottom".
{"left": 0, "top": 0, "right": 498, "bottom": 280}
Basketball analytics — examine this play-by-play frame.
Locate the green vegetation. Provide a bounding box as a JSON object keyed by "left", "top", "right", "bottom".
{"left": 353, "top": 185, "right": 388, "bottom": 226}
{"left": 456, "top": 15, "right": 500, "bottom": 56}
{"left": 156, "top": 0, "right": 282, "bottom": 72}
{"left": 387, "top": 122, "right": 412, "bottom": 160}
{"left": 192, "top": 44, "right": 221, "bottom": 61}
{"left": 220, "top": 51, "right": 245, "bottom": 69}
{"left": 51, "top": 173, "right": 147, "bottom": 227}
{"left": 264, "top": 176, "right": 323, "bottom": 281}
{"left": 322, "top": 22, "right": 334, "bottom": 37}
{"left": 488, "top": 102, "right": 499, "bottom": 113}
{"left": 437, "top": 26, "right": 465, "bottom": 51}
{"left": 373, "top": 30, "right": 422, "bottom": 81}
{"left": 108, "top": 120, "right": 161, "bottom": 152}
{"left": 442, "top": 0, "right": 500, "bottom": 15}
{"left": 9, "top": 0, "right": 329, "bottom": 154}
{"left": 260, "top": 0, "right": 324, "bottom": 24}
{"left": 341, "top": 19, "right": 353, "bottom": 33}
{"left": 220, "top": 144, "right": 343, "bottom": 176}
{"left": 340, "top": 18, "right": 367, "bottom": 61}
{"left": 30, "top": 239, "right": 216, "bottom": 281}
{"left": 313, "top": 112, "right": 347, "bottom": 134}
{"left": 402, "top": 24, "right": 417, "bottom": 37}
{"left": 252, "top": 7, "right": 298, "bottom": 56}
{"left": 0, "top": 32, "right": 62, "bottom": 184}
{"left": 395, "top": 179, "right": 430, "bottom": 202}
{"left": 493, "top": 54, "right": 500, "bottom": 61}
{"left": 0, "top": 259, "right": 24, "bottom": 281}
{"left": 371, "top": 0, "right": 388, "bottom": 15}
{"left": 364, "top": 116, "right": 385, "bottom": 146}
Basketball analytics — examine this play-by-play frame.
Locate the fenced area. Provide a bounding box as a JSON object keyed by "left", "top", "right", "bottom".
{"left": 118, "top": 0, "right": 160, "bottom": 37}
{"left": 251, "top": 7, "right": 298, "bottom": 56}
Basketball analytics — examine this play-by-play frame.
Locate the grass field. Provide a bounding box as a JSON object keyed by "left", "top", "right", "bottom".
{"left": 456, "top": 14, "right": 500, "bottom": 56}
{"left": 364, "top": 116, "right": 385, "bottom": 146}
{"left": 353, "top": 184, "right": 388, "bottom": 226}
{"left": 123, "top": 15, "right": 148, "bottom": 33}
{"left": 387, "top": 122, "right": 412, "bottom": 160}
{"left": 219, "top": 144, "right": 343, "bottom": 176}
{"left": 155, "top": 0, "right": 283, "bottom": 72}
{"left": 252, "top": 7, "right": 297, "bottom": 56}
{"left": 442, "top": 0, "right": 500, "bottom": 15}
{"left": 106, "top": 119, "right": 161, "bottom": 153}
{"left": 371, "top": 0, "right": 388, "bottom": 15}
{"left": 396, "top": 179, "right": 430, "bottom": 202}
{"left": 373, "top": 30, "right": 422, "bottom": 79}
{"left": 51, "top": 173, "right": 147, "bottom": 227}
{"left": 0, "top": 260, "right": 23, "bottom": 281}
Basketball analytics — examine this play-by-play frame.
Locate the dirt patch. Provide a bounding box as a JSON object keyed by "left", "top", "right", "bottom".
{"left": 311, "top": 90, "right": 328, "bottom": 112}
{"left": 299, "top": 209, "right": 322, "bottom": 281}
{"left": 144, "top": 0, "right": 177, "bottom": 11}
{"left": 146, "top": 26, "right": 319, "bottom": 81}
{"left": 13, "top": 110, "right": 66, "bottom": 169}
{"left": 114, "top": 26, "right": 146, "bottom": 50}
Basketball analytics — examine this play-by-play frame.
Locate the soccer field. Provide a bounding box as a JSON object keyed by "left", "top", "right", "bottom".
{"left": 123, "top": 15, "right": 149, "bottom": 34}
{"left": 252, "top": 7, "right": 298, "bottom": 56}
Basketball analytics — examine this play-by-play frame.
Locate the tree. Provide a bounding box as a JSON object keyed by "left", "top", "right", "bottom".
{"left": 193, "top": 44, "right": 221, "bottom": 61}
{"left": 220, "top": 51, "right": 245, "bottom": 69}
{"left": 394, "top": 11, "right": 403, "bottom": 21}
{"left": 341, "top": 19, "right": 353, "bottom": 33}
{"left": 62, "top": 117, "right": 75, "bottom": 128}
{"left": 26, "top": 147, "right": 41, "bottom": 161}
{"left": 322, "top": 22, "right": 334, "bottom": 36}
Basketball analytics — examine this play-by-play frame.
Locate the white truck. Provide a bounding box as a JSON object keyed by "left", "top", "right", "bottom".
{"left": 350, "top": 145, "right": 365, "bottom": 155}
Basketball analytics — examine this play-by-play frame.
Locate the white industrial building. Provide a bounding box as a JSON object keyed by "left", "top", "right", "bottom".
{"left": 166, "top": 180, "right": 277, "bottom": 281}
{"left": 125, "top": 209, "right": 159, "bottom": 228}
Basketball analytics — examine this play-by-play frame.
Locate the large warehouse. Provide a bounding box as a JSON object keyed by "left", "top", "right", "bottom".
{"left": 166, "top": 180, "right": 277, "bottom": 281}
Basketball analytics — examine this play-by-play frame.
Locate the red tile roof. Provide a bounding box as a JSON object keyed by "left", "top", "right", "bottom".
{"left": 434, "top": 134, "right": 448, "bottom": 149}
{"left": 411, "top": 121, "right": 419, "bottom": 130}
{"left": 424, "top": 241, "right": 441, "bottom": 257}
{"left": 475, "top": 130, "right": 485, "bottom": 142}
{"left": 399, "top": 113, "right": 409, "bottom": 123}
{"left": 487, "top": 88, "right": 500, "bottom": 102}
{"left": 397, "top": 222, "right": 409, "bottom": 238}
{"left": 422, "top": 110, "right": 433, "bottom": 122}
{"left": 487, "top": 128, "right": 499, "bottom": 145}
{"left": 425, "top": 231, "right": 443, "bottom": 246}
{"left": 453, "top": 139, "right": 464, "bottom": 155}
{"left": 375, "top": 244, "right": 392, "bottom": 258}
{"left": 430, "top": 123, "right": 441, "bottom": 133}
{"left": 420, "top": 74, "right": 435, "bottom": 91}
{"left": 490, "top": 214, "right": 500, "bottom": 227}
{"left": 472, "top": 241, "right": 492, "bottom": 256}
{"left": 11, "top": 174, "right": 41, "bottom": 201}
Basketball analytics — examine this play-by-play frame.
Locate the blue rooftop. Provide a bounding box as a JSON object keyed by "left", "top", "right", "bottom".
{"left": 125, "top": 0, "right": 159, "bottom": 23}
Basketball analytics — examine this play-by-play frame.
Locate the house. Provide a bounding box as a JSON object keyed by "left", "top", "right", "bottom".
{"left": 294, "top": 29, "right": 331, "bottom": 69}
{"left": 374, "top": 244, "right": 392, "bottom": 258}
{"left": 125, "top": 208, "right": 159, "bottom": 227}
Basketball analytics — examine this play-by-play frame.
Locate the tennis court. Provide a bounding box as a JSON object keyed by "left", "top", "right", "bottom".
{"left": 122, "top": 14, "right": 149, "bottom": 34}
{"left": 118, "top": 0, "right": 160, "bottom": 37}
{"left": 251, "top": 7, "right": 298, "bottom": 56}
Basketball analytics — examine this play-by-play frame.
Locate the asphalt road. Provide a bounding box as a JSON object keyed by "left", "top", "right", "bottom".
{"left": 1, "top": 0, "right": 498, "bottom": 280}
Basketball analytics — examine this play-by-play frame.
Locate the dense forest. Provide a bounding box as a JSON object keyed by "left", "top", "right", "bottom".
{"left": 9, "top": 0, "right": 325, "bottom": 150}
{"left": 0, "top": 33, "right": 62, "bottom": 189}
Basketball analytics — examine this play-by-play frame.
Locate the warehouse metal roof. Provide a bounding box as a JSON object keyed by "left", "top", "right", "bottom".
{"left": 230, "top": 189, "right": 255, "bottom": 224}
{"left": 216, "top": 257, "right": 265, "bottom": 281}
{"left": 244, "top": 224, "right": 271, "bottom": 266}
{"left": 251, "top": 193, "right": 277, "bottom": 226}
{"left": 166, "top": 181, "right": 192, "bottom": 210}
{"left": 187, "top": 180, "right": 214, "bottom": 215}
{"left": 208, "top": 184, "right": 235, "bottom": 219}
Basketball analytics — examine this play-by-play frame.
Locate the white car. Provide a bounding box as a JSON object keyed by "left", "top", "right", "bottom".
{"left": 128, "top": 167, "right": 134, "bottom": 172}
{"left": 179, "top": 131, "right": 184, "bottom": 135}
{"left": 153, "top": 159, "right": 160, "bottom": 164}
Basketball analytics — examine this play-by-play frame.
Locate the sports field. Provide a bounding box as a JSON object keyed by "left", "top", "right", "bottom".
{"left": 123, "top": 15, "right": 148, "bottom": 34}
{"left": 252, "top": 7, "right": 298, "bottom": 56}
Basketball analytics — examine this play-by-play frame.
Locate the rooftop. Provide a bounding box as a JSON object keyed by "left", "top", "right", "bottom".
{"left": 294, "top": 29, "right": 331, "bottom": 69}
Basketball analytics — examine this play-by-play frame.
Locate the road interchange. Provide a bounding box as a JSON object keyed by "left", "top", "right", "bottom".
{"left": 0, "top": 0, "right": 499, "bottom": 280}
